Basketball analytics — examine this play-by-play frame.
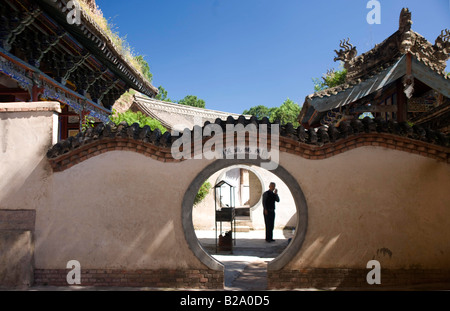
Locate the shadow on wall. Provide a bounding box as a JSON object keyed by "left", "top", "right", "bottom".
{"left": 283, "top": 214, "right": 298, "bottom": 236}
{"left": 280, "top": 238, "right": 450, "bottom": 290}
{"left": 0, "top": 156, "right": 51, "bottom": 287}
{"left": 0, "top": 230, "right": 34, "bottom": 287}
{"left": 0, "top": 158, "right": 52, "bottom": 211}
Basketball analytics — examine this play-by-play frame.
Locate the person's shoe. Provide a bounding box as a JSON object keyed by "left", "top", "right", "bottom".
{"left": 269, "top": 239, "right": 276, "bottom": 242}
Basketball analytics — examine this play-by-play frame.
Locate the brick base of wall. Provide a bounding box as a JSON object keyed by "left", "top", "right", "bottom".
{"left": 268, "top": 268, "right": 450, "bottom": 290}
{"left": 34, "top": 268, "right": 224, "bottom": 289}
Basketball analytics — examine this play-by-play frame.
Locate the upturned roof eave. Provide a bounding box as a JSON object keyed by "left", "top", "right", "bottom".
{"left": 39, "top": 0, "right": 158, "bottom": 97}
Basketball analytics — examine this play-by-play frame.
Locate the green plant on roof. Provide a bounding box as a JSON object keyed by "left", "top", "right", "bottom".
{"left": 109, "top": 109, "right": 167, "bottom": 134}
{"left": 81, "top": 115, "right": 96, "bottom": 132}
{"left": 78, "top": 0, "right": 153, "bottom": 83}
{"left": 312, "top": 63, "right": 347, "bottom": 92}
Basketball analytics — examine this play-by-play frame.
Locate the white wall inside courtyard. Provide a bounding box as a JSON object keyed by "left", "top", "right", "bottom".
{"left": 279, "top": 149, "right": 450, "bottom": 270}
{"left": 1, "top": 103, "right": 450, "bottom": 285}
{"left": 0, "top": 102, "right": 60, "bottom": 286}
{"left": 192, "top": 165, "right": 297, "bottom": 230}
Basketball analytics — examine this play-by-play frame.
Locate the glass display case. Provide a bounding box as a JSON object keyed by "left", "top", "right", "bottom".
{"left": 214, "top": 180, "right": 236, "bottom": 253}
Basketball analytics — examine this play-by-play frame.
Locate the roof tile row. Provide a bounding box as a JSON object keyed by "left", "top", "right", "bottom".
{"left": 46, "top": 116, "right": 450, "bottom": 159}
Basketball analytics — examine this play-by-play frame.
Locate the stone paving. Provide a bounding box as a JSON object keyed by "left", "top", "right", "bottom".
{"left": 195, "top": 229, "right": 293, "bottom": 290}
{"left": 5, "top": 229, "right": 448, "bottom": 291}
{"left": 4, "top": 230, "right": 290, "bottom": 291}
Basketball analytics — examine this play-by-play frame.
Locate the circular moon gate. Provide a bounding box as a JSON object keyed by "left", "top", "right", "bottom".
{"left": 181, "top": 158, "right": 308, "bottom": 272}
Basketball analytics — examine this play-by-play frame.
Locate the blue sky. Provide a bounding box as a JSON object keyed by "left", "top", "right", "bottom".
{"left": 96, "top": 0, "right": 450, "bottom": 114}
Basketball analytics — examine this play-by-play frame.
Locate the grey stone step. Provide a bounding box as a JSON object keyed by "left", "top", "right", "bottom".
{"left": 235, "top": 225, "right": 251, "bottom": 232}
{"left": 235, "top": 215, "right": 251, "bottom": 220}
{"left": 235, "top": 220, "right": 253, "bottom": 227}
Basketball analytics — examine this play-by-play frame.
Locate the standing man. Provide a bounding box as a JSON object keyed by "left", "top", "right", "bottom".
{"left": 263, "top": 182, "right": 279, "bottom": 242}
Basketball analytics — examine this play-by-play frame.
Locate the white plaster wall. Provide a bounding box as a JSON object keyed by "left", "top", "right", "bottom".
{"left": 0, "top": 105, "right": 58, "bottom": 211}
{"left": 280, "top": 148, "right": 450, "bottom": 270}
{"left": 2, "top": 105, "right": 449, "bottom": 273}
{"left": 31, "top": 147, "right": 450, "bottom": 271}
{"left": 35, "top": 151, "right": 215, "bottom": 270}
{"left": 0, "top": 103, "right": 59, "bottom": 287}
{"left": 192, "top": 170, "right": 220, "bottom": 230}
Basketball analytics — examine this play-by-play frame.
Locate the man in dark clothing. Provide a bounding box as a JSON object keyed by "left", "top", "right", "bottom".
{"left": 262, "top": 182, "right": 280, "bottom": 242}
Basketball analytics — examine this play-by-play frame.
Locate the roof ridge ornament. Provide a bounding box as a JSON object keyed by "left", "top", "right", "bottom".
{"left": 334, "top": 38, "right": 357, "bottom": 70}
{"left": 331, "top": 8, "right": 448, "bottom": 82}
{"left": 398, "top": 8, "right": 412, "bottom": 34}
{"left": 433, "top": 29, "right": 450, "bottom": 67}
{"left": 399, "top": 8, "right": 414, "bottom": 54}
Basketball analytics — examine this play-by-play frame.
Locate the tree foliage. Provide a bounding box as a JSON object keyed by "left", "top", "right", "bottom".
{"left": 242, "top": 105, "right": 277, "bottom": 120}
{"left": 155, "top": 86, "right": 173, "bottom": 102}
{"left": 270, "top": 98, "right": 301, "bottom": 127}
{"left": 110, "top": 110, "right": 167, "bottom": 133}
{"left": 243, "top": 98, "right": 301, "bottom": 127}
{"left": 312, "top": 65, "right": 347, "bottom": 92}
{"left": 154, "top": 86, "right": 206, "bottom": 109}
{"left": 194, "top": 181, "right": 212, "bottom": 206}
{"left": 178, "top": 95, "right": 206, "bottom": 109}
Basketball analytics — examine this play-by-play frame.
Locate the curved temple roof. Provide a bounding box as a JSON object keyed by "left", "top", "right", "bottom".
{"left": 299, "top": 8, "right": 450, "bottom": 128}
{"left": 38, "top": 0, "right": 158, "bottom": 97}
{"left": 131, "top": 94, "right": 246, "bottom": 132}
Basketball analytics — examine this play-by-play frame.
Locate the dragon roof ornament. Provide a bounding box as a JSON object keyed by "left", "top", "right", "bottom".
{"left": 334, "top": 38, "right": 358, "bottom": 70}
{"left": 334, "top": 8, "right": 450, "bottom": 83}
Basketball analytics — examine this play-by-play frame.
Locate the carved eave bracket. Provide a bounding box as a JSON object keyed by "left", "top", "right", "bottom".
{"left": 36, "top": 30, "right": 68, "bottom": 68}
{"left": 98, "top": 79, "right": 119, "bottom": 106}
{"left": 62, "top": 50, "right": 91, "bottom": 82}
{"left": 402, "top": 74, "right": 415, "bottom": 99}
{"left": 0, "top": 54, "right": 33, "bottom": 97}
{"left": 2, "top": 5, "right": 42, "bottom": 52}
{"left": 86, "top": 67, "right": 108, "bottom": 100}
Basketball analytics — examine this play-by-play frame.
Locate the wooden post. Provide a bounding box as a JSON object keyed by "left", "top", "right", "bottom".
{"left": 31, "top": 85, "right": 43, "bottom": 102}
{"left": 397, "top": 53, "right": 412, "bottom": 122}
{"left": 406, "top": 53, "right": 412, "bottom": 76}
{"left": 396, "top": 80, "right": 407, "bottom": 122}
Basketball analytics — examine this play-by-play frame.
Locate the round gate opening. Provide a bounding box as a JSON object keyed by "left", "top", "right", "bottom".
{"left": 193, "top": 164, "right": 297, "bottom": 258}
{"left": 183, "top": 160, "right": 308, "bottom": 288}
